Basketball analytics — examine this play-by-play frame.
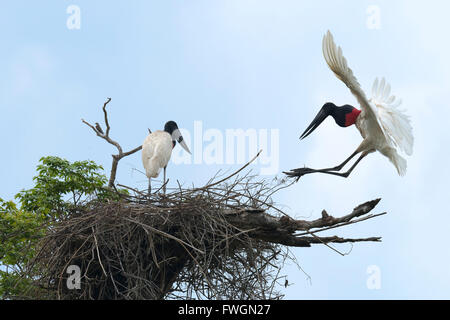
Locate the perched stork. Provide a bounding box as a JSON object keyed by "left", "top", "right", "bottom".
{"left": 285, "top": 31, "right": 413, "bottom": 179}
{"left": 142, "top": 121, "right": 191, "bottom": 194}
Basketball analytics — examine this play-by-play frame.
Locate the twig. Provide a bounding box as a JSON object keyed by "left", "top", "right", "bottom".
{"left": 92, "top": 227, "right": 107, "bottom": 277}
{"left": 123, "top": 217, "right": 205, "bottom": 255}
{"left": 199, "top": 150, "right": 262, "bottom": 190}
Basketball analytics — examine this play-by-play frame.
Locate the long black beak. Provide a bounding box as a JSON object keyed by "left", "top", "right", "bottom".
{"left": 300, "top": 108, "right": 330, "bottom": 140}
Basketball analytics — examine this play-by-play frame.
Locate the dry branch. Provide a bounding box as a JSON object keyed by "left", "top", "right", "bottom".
{"left": 82, "top": 98, "right": 142, "bottom": 187}
{"left": 223, "top": 199, "right": 383, "bottom": 247}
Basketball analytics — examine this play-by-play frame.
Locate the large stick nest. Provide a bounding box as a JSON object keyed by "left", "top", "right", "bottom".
{"left": 30, "top": 173, "right": 289, "bottom": 299}
{"left": 27, "top": 170, "right": 383, "bottom": 300}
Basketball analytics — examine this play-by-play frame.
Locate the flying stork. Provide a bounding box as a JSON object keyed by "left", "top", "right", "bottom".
{"left": 142, "top": 121, "right": 191, "bottom": 194}
{"left": 285, "top": 31, "right": 413, "bottom": 179}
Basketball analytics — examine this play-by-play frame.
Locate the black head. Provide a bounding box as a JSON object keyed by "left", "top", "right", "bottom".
{"left": 300, "top": 103, "right": 360, "bottom": 139}
{"left": 164, "top": 121, "right": 178, "bottom": 135}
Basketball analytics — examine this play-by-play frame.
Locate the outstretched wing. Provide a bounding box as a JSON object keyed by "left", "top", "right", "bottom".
{"left": 322, "top": 30, "right": 386, "bottom": 137}
{"left": 371, "top": 78, "right": 414, "bottom": 155}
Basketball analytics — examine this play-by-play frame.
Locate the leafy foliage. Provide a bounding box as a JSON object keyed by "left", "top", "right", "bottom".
{"left": 0, "top": 156, "right": 120, "bottom": 299}
{"left": 16, "top": 156, "right": 110, "bottom": 219}
{"left": 0, "top": 199, "right": 44, "bottom": 265}
{"left": 0, "top": 198, "right": 45, "bottom": 298}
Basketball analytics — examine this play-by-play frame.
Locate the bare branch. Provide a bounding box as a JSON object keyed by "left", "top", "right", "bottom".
{"left": 223, "top": 199, "right": 383, "bottom": 248}
{"left": 102, "top": 97, "right": 112, "bottom": 137}
{"left": 81, "top": 98, "right": 143, "bottom": 187}
{"left": 122, "top": 145, "right": 143, "bottom": 158}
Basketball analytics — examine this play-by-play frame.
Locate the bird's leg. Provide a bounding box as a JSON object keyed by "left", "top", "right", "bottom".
{"left": 310, "top": 151, "right": 370, "bottom": 178}
{"left": 339, "top": 151, "right": 370, "bottom": 177}
{"left": 148, "top": 178, "right": 151, "bottom": 195}
{"left": 318, "top": 150, "right": 360, "bottom": 172}
{"left": 286, "top": 150, "right": 360, "bottom": 178}
{"left": 288, "top": 151, "right": 369, "bottom": 179}
{"left": 163, "top": 166, "right": 167, "bottom": 195}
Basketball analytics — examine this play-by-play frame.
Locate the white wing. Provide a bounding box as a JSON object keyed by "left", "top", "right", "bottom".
{"left": 322, "top": 30, "right": 386, "bottom": 137}
{"left": 142, "top": 131, "right": 173, "bottom": 178}
{"left": 371, "top": 77, "right": 414, "bottom": 155}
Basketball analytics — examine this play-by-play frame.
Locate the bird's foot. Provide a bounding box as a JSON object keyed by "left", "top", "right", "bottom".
{"left": 283, "top": 167, "right": 315, "bottom": 180}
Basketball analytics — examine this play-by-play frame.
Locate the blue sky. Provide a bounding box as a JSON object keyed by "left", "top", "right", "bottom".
{"left": 1, "top": 0, "right": 450, "bottom": 299}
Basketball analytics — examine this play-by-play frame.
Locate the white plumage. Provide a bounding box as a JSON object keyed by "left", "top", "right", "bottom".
{"left": 370, "top": 78, "right": 414, "bottom": 157}
{"left": 142, "top": 131, "right": 173, "bottom": 179}
{"left": 322, "top": 30, "right": 413, "bottom": 176}
{"left": 141, "top": 121, "right": 191, "bottom": 194}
